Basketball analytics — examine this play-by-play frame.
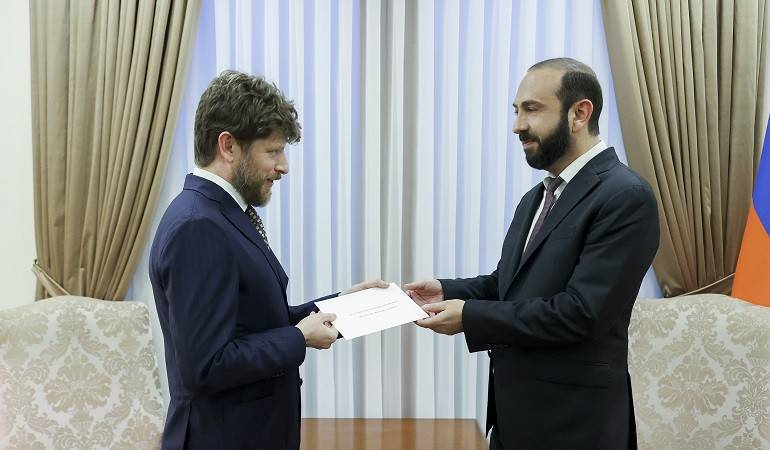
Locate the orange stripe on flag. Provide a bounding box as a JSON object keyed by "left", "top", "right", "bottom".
{"left": 733, "top": 206, "right": 770, "bottom": 306}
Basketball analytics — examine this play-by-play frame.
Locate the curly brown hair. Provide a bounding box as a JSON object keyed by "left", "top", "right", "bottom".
{"left": 194, "top": 70, "right": 301, "bottom": 167}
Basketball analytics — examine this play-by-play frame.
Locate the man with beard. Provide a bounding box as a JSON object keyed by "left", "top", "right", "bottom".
{"left": 406, "top": 58, "right": 659, "bottom": 449}
{"left": 149, "top": 71, "right": 386, "bottom": 450}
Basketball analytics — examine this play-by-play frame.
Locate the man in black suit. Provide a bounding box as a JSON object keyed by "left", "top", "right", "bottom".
{"left": 406, "top": 58, "right": 659, "bottom": 449}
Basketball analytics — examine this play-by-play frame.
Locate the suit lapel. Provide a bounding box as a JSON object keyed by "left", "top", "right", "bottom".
{"left": 220, "top": 204, "right": 289, "bottom": 293}
{"left": 498, "top": 187, "right": 542, "bottom": 298}
{"left": 184, "top": 174, "right": 289, "bottom": 294}
{"left": 513, "top": 170, "right": 599, "bottom": 280}
{"left": 501, "top": 148, "right": 620, "bottom": 300}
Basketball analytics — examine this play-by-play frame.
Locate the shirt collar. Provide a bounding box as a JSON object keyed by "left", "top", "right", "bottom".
{"left": 192, "top": 167, "right": 248, "bottom": 211}
{"left": 546, "top": 139, "right": 607, "bottom": 186}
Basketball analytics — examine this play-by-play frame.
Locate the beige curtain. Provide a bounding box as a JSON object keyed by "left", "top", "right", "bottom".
{"left": 30, "top": 0, "right": 201, "bottom": 300}
{"left": 601, "top": 0, "right": 769, "bottom": 297}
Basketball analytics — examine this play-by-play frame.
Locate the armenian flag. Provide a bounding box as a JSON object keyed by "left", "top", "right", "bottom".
{"left": 733, "top": 117, "right": 770, "bottom": 306}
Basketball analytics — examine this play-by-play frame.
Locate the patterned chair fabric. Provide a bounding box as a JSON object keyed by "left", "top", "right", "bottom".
{"left": 629, "top": 294, "right": 770, "bottom": 450}
{"left": 0, "top": 296, "right": 165, "bottom": 449}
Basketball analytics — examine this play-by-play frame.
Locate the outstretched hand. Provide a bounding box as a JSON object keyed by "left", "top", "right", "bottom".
{"left": 340, "top": 279, "right": 389, "bottom": 296}
{"left": 404, "top": 279, "right": 444, "bottom": 308}
{"left": 296, "top": 312, "right": 338, "bottom": 349}
{"left": 415, "top": 300, "right": 465, "bottom": 335}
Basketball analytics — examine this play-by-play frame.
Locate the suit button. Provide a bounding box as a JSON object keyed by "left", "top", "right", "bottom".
{"left": 298, "top": 377, "right": 303, "bottom": 387}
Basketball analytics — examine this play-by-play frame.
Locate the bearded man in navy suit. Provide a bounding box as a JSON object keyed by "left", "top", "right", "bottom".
{"left": 149, "top": 70, "right": 385, "bottom": 450}
{"left": 407, "top": 58, "right": 659, "bottom": 449}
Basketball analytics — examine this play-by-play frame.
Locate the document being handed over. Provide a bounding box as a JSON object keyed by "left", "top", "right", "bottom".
{"left": 315, "top": 283, "right": 428, "bottom": 339}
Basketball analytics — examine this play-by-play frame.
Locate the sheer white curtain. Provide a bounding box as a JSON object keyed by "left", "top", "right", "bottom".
{"left": 128, "top": 0, "right": 662, "bottom": 424}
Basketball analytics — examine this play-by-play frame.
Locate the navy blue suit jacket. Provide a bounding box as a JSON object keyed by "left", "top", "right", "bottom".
{"left": 441, "top": 149, "right": 659, "bottom": 449}
{"left": 149, "top": 174, "right": 333, "bottom": 450}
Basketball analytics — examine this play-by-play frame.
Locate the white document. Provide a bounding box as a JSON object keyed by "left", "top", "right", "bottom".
{"left": 315, "top": 283, "right": 429, "bottom": 339}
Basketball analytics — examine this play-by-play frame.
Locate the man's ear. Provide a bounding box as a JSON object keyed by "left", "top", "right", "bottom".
{"left": 570, "top": 99, "right": 594, "bottom": 134}
{"left": 217, "top": 131, "right": 236, "bottom": 163}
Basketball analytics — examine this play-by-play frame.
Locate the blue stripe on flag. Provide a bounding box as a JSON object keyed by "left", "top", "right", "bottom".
{"left": 753, "top": 117, "right": 770, "bottom": 232}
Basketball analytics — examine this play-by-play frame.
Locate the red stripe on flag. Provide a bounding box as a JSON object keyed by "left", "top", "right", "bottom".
{"left": 733, "top": 206, "right": 770, "bottom": 306}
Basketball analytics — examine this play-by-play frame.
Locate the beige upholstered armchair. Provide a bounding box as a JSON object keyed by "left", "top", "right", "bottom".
{"left": 629, "top": 294, "right": 770, "bottom": 450}
{"left": 0, "top": 296, "right": 165, "bottom": 449}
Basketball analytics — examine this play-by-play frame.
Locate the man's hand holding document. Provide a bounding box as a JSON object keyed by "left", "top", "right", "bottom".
{"left": 315, "top": 283, "right": 428, "bottom": 339}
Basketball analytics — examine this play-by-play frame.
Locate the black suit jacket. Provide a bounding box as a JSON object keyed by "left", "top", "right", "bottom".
{"left": 441, "top": 148, "right": 659, "bottom": 450}
{"left": 149, "top": 175, "right": 334, "bottom": 450}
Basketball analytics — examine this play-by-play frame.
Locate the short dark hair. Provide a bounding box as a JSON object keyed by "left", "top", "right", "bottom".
{"left": 194, "top": 70, "right": 301, "bottom": 167}
{"left": 529, "top": 58, "right": 603, "bottom": 135}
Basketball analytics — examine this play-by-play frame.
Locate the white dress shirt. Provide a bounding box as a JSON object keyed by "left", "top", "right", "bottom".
{"left": 192, "top": 167, "right": 249, "bottom": 212}
{"left": 523, "top": 139, "right": 608, "bottom": 253}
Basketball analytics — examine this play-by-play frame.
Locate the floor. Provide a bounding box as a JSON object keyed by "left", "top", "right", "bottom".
{"left": 300, "top": 418, "right": 488, "bottom": 450}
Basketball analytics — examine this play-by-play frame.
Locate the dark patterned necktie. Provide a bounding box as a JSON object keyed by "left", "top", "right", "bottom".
{"left": 525, "top": 176, "right": 563, "bottom": 253}
{"left": 245, "top": 205, "right": 270, "bottom": 249}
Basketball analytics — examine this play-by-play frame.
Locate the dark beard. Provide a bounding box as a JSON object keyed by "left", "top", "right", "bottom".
{"left": 232, "top": 158, "right": 269, "bottom": 206}
{"left": 522, "top": 112, "right": 571, "bottom": 170}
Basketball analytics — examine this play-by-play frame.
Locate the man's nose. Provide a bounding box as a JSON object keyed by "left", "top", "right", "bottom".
{"left": 276, "top": 154, "right": 289, "bottom": 174}
{"left": 513, "top": 116, "right": 525, "bottom": 134}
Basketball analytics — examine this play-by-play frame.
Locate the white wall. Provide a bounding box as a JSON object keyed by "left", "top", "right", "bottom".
{"left": 0, "top": 0, "right": 35, "bottom": 309}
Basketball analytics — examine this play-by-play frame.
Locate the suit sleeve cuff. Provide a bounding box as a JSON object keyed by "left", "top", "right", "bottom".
{"left": 463, "top": 300, "right": 492, "bottom": 353}
{"left": 288, "top": 324, "right": 308, "bottom": 364}
{"left": 439, "top": 278, "right": 466, "bottom": 299}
